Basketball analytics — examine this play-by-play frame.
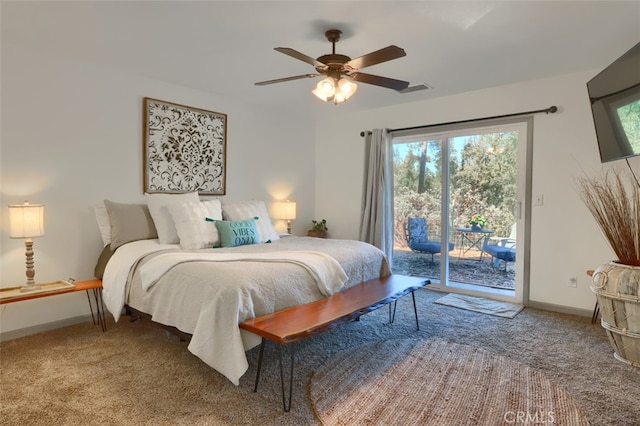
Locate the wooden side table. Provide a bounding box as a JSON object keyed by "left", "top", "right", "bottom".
{"left": 0, "top": 279, "right": 106, "bottom": 331}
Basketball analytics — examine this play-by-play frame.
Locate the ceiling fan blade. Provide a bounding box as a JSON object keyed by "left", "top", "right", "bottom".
{"left": 255, "top": 74, "right": 319, "bottom": 86}
{"left": 274, "top": 47, "right": 326, "bottom": 68}
{"left": 345, "top": 45, "right": 406, "bottom": 70}
{"left": 350, "top": 72, "right": 410, "bottom": 91}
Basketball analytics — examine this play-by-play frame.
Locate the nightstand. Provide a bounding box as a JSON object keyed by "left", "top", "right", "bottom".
{"left": 0, "top": 279, "right": 106, "bottom": 331}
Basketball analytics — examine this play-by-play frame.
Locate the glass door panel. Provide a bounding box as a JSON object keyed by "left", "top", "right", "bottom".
{"left": 448, "top": 131, "right": 518, "bottom": 291}
{"left": 393, "top": 139, "right": 448, "bottom": 284}
{"left": 392, "top": 120, "right": 527, "bottom": 300}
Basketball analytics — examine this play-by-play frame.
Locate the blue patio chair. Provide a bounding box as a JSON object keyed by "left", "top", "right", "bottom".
{"left": 483, "top": 223, "right": 516, "bottom": 269}
{"left": 403, "top": 217, "right": 454, "bottom": 262}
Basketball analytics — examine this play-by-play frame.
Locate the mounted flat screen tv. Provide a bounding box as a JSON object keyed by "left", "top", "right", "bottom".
{"left": 587, "top": 41, "right": 640, "bottom": 163}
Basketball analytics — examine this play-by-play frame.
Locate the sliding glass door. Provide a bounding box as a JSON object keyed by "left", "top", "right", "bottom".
{"left": 392, "top": 118, "right": 530, "bottom": 303}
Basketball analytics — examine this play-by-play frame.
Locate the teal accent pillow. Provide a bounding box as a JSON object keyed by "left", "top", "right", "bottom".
{"left": 214, "top": 218, "right": 260, "bottom": 247}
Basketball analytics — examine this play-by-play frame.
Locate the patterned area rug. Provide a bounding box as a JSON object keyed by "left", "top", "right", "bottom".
{"left": 310, "top": 339, "right": 589, "bottom": 426}
{"left": 434, "top": 293, "right": 524, "bottom": 318}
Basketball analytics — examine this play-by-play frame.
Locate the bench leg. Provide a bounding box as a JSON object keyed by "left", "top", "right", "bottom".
{"left": 412, "top": 291, "right": 420, "bottom": 331}
{"left": 389, "top": 300, "right": 398, "bottom": 323}
{"left": 86, "top": 288, "right": 107, "bottom": 332}
{"left": 278, "top": 344, "right": 295, "bottom": 412}
{"left": 388, "top": 293, "right": 419, "bottom": 331}
{"left": 253, "top": 338, "right": 266, "bottom": 392}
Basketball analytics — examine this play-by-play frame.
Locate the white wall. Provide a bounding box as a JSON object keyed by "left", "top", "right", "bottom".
{"left": 314, "top": 70, "right": 640, "bottom": 313}
{"left": 0, "top": 42, "right": 316, "bottom": 335}
{"left": 4, "top": 41, "right": 639, "bottom": 336}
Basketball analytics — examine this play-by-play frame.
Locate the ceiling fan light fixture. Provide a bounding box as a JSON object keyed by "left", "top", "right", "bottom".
{"left": 313, "top": 77, "right": 358, "bottom": 104}
{"left": 312, "top": 77, "right": 336, "bottom": 101}
{"left": 332, "top": 78, "right": 357, "bottom": 104}
{"left": 338, "top": 77, "right": 357, "bottom": 98}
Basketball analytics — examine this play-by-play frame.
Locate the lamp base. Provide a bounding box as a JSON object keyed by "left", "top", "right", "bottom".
{"left": 19, "top": 284, "right": 43, "bottom": 293}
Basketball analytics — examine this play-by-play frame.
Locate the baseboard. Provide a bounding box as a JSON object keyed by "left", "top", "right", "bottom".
{"left": 0, "top": 314, "right": 94, "bottom": 342}
{"left": 527, "top": 300, "right": 593, "bottom": 318}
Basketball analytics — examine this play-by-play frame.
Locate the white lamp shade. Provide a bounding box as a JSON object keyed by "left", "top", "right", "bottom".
{"left": 274, "top": 200, "right": 296, "bottom": 220}
{"left": 282, "top": 201, "right": 296, "bottom": 220}
{"left": 9, "top": 202, "right": 44, "bottom": 239}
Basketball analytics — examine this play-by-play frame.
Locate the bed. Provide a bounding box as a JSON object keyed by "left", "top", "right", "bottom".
{"left": 96, "top": 196, "right": 390, "bottom": 386}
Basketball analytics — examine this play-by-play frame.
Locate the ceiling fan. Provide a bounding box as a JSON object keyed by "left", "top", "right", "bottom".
{"left": 255, "top": 29, "right": 410, "bottom": 103}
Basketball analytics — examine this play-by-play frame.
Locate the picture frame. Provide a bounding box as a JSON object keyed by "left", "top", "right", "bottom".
{"left": 143, "top": 97, "right": 227, "bottom": 195}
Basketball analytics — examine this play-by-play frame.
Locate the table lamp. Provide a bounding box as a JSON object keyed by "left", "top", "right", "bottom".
{"left": 277, "top": 200, "right": 297, "bottom": 234}
{"left": 9, "top": 201, "right": 45, "bottom": 292}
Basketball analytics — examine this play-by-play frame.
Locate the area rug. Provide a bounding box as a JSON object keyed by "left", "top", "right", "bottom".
{"left": 309, "top": 339, "right": 589, "bottom": 426}
{"left": 434, "top": 293, "right": 524, "bottom": 318}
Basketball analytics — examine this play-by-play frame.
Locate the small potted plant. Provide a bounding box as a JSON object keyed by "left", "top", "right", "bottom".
{"left": 469, "top": 214, "right": 487, "bottom": 231}
{"left": 307, "top": 219, "right": 328, "bottom": 238}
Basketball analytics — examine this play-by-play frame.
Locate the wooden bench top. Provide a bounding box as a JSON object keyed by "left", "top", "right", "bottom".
{"left": 239, "top": 274, "right": 429, "bottom": 345}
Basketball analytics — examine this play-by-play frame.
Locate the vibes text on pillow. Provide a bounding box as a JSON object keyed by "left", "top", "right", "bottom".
{"left": 214, "top": 218, "right": 260, "bottom": 247}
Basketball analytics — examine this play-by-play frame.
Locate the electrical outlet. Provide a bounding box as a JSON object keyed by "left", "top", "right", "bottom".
{"left": 535, "top": 194, "right": 544, "bottom": 206}
{"left": 568, "top": 276, "right": 578, "bottom": 288}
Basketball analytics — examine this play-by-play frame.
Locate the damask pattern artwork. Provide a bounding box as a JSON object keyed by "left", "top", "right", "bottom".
{"left": 143, "top": 97, "right": 227, "bottom": 195}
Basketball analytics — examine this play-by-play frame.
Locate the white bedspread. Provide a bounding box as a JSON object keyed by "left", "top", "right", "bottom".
{"left": 101, "top": 237, "right": 389, "bottom": 386}
{"left": 138, "top": 251, "right": 347, "bottom": 295}
{"left": 102, "top": 239, "right": 179, "bottom": 322}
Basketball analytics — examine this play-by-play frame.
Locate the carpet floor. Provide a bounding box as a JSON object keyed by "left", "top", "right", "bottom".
{"left": 310, "top": 339, "right": 588, "bottom": 425}
{"left": 1, "top": 288, "right": 638, "bottom": 425}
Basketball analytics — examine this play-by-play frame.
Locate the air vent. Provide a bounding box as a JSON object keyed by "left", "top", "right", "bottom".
{"left": 397, "top": 83, "right": 431, "bottom": 94}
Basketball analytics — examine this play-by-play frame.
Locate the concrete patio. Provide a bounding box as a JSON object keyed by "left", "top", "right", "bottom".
{"left": 391, "top": 247, "right": 516, "bottom": 290}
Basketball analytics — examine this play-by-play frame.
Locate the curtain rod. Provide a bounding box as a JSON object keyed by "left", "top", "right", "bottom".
{"left": 359, "top": 105, "right": 558, "bottom": 137}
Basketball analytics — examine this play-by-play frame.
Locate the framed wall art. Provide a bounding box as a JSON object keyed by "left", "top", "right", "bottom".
{"left": 143, "top": 97, "right": 227, "bottom": 195}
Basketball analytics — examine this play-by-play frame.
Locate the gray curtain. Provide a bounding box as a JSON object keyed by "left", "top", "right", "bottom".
{"left": 359, "top": 129, "right": 394, "bottom": 266}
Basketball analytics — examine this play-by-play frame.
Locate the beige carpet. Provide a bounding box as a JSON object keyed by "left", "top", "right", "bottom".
{"left": 434, "top": 293, "right": 524, "bottom": 318}
{"left": 310, "top": 338, "right": 589, "bottom": 425}
{"left": 2, "top": 288, "right": 639, "bottom": 425}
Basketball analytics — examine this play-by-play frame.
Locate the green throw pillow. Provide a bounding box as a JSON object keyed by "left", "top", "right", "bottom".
{"left": 214, "top": 218, "right": 260, "bottom": 247}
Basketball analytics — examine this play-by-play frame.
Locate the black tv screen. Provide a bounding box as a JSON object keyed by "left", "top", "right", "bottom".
{"left": 587, "top": 41, "right": 640, "bottom": 163}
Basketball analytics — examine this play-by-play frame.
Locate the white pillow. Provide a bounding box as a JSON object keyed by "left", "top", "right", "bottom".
{"left": 146, "top": 192, "right": 199, "bottom": 244}
{"left": 169, "top": 199, "right": 223, "bottom": 249}
{"left": 221, "top": 200, "right": 280, "bottom": 243}
{"left": 93, "top": 204, "right": 111, "bottom": 247}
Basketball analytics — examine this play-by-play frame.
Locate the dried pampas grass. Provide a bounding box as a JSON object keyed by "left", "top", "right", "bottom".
{"left": 577, "top": 168, "right": 640, "bottom": 266}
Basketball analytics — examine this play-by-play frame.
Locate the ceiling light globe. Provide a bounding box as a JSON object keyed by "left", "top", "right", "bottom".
{"left": 338, "top": 78, "right": 357, "bottom": 100}
{"left": 319, "top": 78, "right": 335, "bottom": 95}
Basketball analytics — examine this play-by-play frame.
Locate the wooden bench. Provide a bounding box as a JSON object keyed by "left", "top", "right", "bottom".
{"left": 239, "top": 274, "right": 429, "bottom": 411}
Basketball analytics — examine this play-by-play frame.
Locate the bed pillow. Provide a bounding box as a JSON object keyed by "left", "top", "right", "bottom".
{"left": 146, "top": 192, "right": 199, "bottom": 244}
{"left": 169, "top": 199, "right": 223, "bottom": 249}
{"left": 104, "top": 200, "right": 158, "bottom": 250}
{"left": 214, "top": 219, "right": 260, "bottom": 247}
{"left": 221, "top": 200, "right": 279, "bottom": 243}
{"left": 94, "top": 245, "right": 114, "bottom": 279}
{"left": 93, "top": 204, "right": 111, "bottom": 247}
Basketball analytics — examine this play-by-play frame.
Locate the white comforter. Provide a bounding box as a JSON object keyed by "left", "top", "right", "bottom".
{"left": 102, "top": 237, "right": 389, "bottom": 385}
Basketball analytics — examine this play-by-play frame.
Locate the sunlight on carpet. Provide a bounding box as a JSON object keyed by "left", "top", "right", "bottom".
{"left": 434, "top": 293, "right": 524, "bottom": 318}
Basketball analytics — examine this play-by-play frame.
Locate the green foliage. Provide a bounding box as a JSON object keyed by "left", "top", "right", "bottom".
{"left": 394, "top": 131, "right": 518, "bottom": 247}
{"left": 469, "top": 214, "right": 487, "bottom": 227}
{"left": 310, "top": 219, "right": 328, "bottom": 231}
{"left": 617, "top": 99, "right": 640, "bottom": 153}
